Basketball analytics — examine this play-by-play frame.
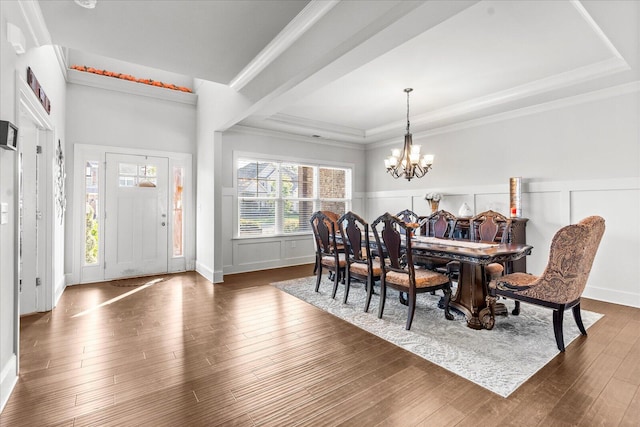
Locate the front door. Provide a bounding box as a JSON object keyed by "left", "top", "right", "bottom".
{"left": 104, "top": 153, "right": 169, "bottom": 279}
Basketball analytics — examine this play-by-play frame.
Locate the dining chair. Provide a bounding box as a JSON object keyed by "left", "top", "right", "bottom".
{"left": 372, "top": 212, "right": 454, "bottom": 330}
{"left": 338, "top": 211, "right": 381, "bottom": 311}
{"left": 309, "top": 211, "right": 346, "bottom": 297}
{"left": 396, "top": 209, "right": 420, "bottom": 226}
{"left": 486, "top": 216, "right": 605, "bottom": 351}
{"left": 448, "top": 209, "right": 512, "bottom": 280}
{"left": 415, "top": 209, "right": 458, "bottom": 272}
{"left": 312, "top": 210, "right": 345, "bottom": 275}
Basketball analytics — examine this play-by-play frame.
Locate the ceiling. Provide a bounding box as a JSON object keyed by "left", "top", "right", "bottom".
{"left": 37, "top": 0, "right": 639, "bottom": 144}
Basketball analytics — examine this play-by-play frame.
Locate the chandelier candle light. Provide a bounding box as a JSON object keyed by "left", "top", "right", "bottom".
{"left": 385, "top": 88, "right": 434, "bottom": 181}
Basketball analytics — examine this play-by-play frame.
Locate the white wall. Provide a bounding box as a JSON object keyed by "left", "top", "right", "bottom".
{"left": 65, "top": 83, "right": 197, "bottom": 283}
{"left": 0, "top": 2, "right": 67, "bottom": 410}
{"left": 218, "top": 127, "right": 367, "bottom": 276}
{"left": 365, "top": 86, "right": 640, "bottom": 308}
{"left": 194, "top": 79, "right": 251, "bottom": 283}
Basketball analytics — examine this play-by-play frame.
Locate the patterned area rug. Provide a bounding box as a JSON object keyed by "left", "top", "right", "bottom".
{"left": 272, "top": 276, "right": 603, "bottom": 397}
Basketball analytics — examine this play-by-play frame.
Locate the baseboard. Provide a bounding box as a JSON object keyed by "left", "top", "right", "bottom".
{"left": 54, "top": 276, "right": 66, "bottom": 307}
{"left": 0, "top": 354, "right": 18, "bottom": 413}
{"left": 195, "top": 260, "right": 214, "bottom": 283}
{"left": 583, "top": 286, "right": 640, "bottom": 309}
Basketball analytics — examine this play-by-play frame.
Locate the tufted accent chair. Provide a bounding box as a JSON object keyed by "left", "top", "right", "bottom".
{"left": 372, "top": 212, "right": 454, "bottom": 330}
{"left": 486, "top": 216, "right": 605, "bottom": 352}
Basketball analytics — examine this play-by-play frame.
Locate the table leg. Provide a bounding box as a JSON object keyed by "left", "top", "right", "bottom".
{"left": 450, "top": 262, "right": 506, "bottom": 329}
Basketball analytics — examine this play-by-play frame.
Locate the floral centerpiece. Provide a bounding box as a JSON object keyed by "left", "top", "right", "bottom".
{"left": 425, "top": 192, "right": 442, "bottom": 213}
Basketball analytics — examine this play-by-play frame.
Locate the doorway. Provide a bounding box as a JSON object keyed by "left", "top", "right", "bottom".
{"left": 17, "top": 103, "right": 50, "bottom": 315}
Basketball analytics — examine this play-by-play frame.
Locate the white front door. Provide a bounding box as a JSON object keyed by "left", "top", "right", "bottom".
{"left": 104, "top": 153, "right": 169, "bottom": 279}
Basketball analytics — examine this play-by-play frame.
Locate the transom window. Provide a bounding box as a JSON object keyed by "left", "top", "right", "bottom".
{"left": 237, "top": 158, "right": 351, "bottom": 237}
{"left": 118, "top": 163, "right": 157, "bottom": 187}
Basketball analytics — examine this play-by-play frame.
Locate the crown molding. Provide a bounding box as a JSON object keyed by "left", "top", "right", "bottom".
{"left": 267, "top": 113, "right": 365, "bottom": 139}
{"left": 256, "top": 56, "right": 630, "bottom": 145}
{"left": 368, "top": 80, "right": 640, "bottom": 150}
{"left": 17, "top": 0, "right": 52, "bottom": 47}
{"left": 368, "top": 57, "right": 630, "bottom": 139}
{"left": 228, "top": 124, "right": 365, "bottom": 151}
{"left": 67, "top": 68, "right": 198, "bottom": 105}
{"left": 229, "top": 0, "right": 340, "bottom": 91}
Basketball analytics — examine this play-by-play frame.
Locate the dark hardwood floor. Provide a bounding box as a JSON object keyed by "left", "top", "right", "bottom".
{"left": 1, "top": 265, "right": 639, "bottom": 426}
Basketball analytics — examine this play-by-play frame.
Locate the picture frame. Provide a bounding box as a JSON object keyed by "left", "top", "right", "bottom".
{"left": 0, "top": 120, "right": 18, "bottom": 151}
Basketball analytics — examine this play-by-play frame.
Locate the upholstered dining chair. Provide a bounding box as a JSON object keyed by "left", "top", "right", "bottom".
{"left": 415, "top": 209, "right": 458, "bottom": 272}
{"left": 447, "top": 209, "right": 513, "bottom": 288}
{"left": 396, "top": 209, "right": 420, "bottom": 226}
{"left": 486, "top": 216, "right": 605, "bottom": 352}
{"left": 372, "top": 212, "right": 454, "bottom": 330}
{"left": 310, "top": 211, "right": 346, "bottom": 297}
{"left": 313, "top": 210, "right": 344, "bottom": 275}
{"left": 338, "top": 211, "right": 381, "bottom": 311}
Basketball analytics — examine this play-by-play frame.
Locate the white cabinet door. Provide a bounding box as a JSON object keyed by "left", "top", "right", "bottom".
{"left": 104, "top": 153, "right": 168, "bottom": 279}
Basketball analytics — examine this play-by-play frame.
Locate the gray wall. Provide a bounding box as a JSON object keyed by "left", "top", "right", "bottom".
{"left": 365, "top": 88, "right": 640, "bottom": 307}
{"left": 218, "top": 127, "right": 367, "bottom": 276}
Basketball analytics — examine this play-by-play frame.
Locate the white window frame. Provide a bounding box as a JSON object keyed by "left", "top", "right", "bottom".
{"left": 234, "top": 152, "right": 353, "bottom": 238}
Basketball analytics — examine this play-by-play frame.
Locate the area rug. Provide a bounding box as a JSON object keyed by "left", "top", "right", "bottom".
{"left": 272, "top": 276, "right": 603, "bottom": 397}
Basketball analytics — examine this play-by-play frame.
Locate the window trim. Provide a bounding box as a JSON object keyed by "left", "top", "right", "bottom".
{"left": 233, "top": 151, "right": 354, "bottom": 239}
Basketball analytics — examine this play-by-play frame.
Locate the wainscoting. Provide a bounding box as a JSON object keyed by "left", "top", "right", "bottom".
{"left": 218, "top": 178, "right": 638, "bottom": 308}
{"left": 366, "top": 177, "right": 640, "bottom": 308}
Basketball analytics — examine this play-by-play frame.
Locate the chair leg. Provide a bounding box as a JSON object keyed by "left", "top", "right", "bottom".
{"left": 399, "top": 292, "right": 408, "bottom": 306}
{"left": 343, "top": 268, "right": 351, "bottom": 304}
{"left": 572, "top": 303, "right": 587, "bottom": 336}
{"left": 512, "top": 300, "right": 521, "bottom": 315}
{"left": 364, "top": 275, "right": 373, "bottom": 312}
{"left": 331, "top": 268, "right": 340, "bottom": 299}
{"left": 378, "top": 281, "right": 387, "bottom": 319}
{"left": 406, "top": 289, "right": 417, "bottom": 330}
{"left": 315, "top": 262, "right": 323, "bottom": 292}
{"left": 442, "top": 286, "right": 454, "bottom": 321}
{"left": 553, "top": 308, "right": 565, "bottom": 352}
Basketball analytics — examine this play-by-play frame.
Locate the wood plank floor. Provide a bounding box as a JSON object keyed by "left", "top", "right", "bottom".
{"left": 2, "top": 265, "right": 639, "bottom": 426}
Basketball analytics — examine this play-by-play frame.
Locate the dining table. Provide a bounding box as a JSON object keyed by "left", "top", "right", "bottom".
{"left": 409, "top": 236, "right": 533, "bottom": 329}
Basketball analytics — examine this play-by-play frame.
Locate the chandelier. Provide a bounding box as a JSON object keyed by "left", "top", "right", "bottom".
{"left": 384, "top": 88, "right": 434, "bottom": 181}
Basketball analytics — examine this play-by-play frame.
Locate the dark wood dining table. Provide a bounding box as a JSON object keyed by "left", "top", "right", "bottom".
{"left": 410, "top": 236, "right": 533, "bottom": 329}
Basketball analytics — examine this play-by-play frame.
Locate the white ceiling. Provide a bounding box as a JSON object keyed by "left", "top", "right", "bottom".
{"left": 36, "top": 0, "right": 639, "bottom": 144}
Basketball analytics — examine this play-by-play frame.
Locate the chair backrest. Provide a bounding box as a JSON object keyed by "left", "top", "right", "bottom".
{"left": 321, "top": 210, "right": 341, "bottom": 234}
{"left": 534, "top": 216, "right": 605, "bottom": 303}
{"left": 372, "top": 212, "right": 417, "bottom": 283}
{"left": 310, "top": 211, "right": 338, "bottom": 257}
{"left": 338, "top": 211, "right": 373, "bottom": 264}
{"left": 470, "top": 210, "right": 512, "bottom": 243}
{"left": 423, "top": 209, "right": 457, "bottom": 238}
{"left": 396, "top": 209, "right": 420, "bottom": 225}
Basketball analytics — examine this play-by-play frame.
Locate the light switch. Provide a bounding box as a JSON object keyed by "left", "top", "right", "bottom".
{"left": 0, "top": 202, "right": 8, "bottom": 225}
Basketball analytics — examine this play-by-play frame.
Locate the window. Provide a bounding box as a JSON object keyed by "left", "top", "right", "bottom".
{"left": 172, "top": 167, "right": 184, "bottom": 257}
{"left": 118, "top": 163, "right": 157, "bottom": 187}
{"left": 237, "top": 158, "right": 351, "bottom": 237}
{"left": 85, "top": 161, "right": 99, "bottom": 265}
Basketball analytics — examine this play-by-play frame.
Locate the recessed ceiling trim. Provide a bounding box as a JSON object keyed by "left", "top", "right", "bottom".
{"left": 367, "top": 56, "right": 630, "bottom": 138}
{"left": 229, "top": 0, "right": 340, "bottom": 91}
{"left": 268, "top": 113, "right": 365, "bottom": 138}
{"left": 229, "top": 124, "right": 366, "bottom": 151}
{"left": 570, "top": 0, "right": 624, "bottom": 61}
{"left": 368, "top": 80, "right": 640, "bottom": 151}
